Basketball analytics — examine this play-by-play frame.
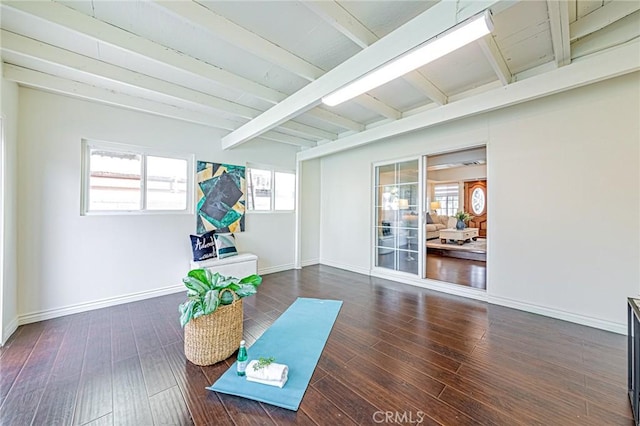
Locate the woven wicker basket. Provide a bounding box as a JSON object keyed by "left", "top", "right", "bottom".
{"left": 184, "top": 289, "right": 243, "bottom": 366}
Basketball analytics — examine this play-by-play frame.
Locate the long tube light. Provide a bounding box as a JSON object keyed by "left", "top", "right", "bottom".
{"left": 322, "top": 10, "right": 494, "bottom": 107}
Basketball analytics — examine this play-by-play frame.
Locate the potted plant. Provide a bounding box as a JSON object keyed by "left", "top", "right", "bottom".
{"left": 454, "top": 211, "right": 473, "bottom": 230}
{"left": 179, "top": 269, "right": 262, "bottom": 365}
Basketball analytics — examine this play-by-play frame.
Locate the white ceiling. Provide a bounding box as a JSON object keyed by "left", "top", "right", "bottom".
{"left": 1, "top": 0, "right": 638, "bottom": 156}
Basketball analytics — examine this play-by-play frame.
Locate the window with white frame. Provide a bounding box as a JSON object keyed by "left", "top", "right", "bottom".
{"left": 81, "top": 139, "right": 193, "bottom": 214}
{"left": 434, "top": 183, "right": 459, "bottom": 216}
{"left": 246, "top": 167, "right": 295, "bottom": 211}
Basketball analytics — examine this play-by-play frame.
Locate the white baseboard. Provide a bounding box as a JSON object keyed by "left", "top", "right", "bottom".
{"left": 300, "top": 258, "right": 319, "bottom": 267}
{"left": 317, "top": 262, "right": 623, "bottom": 334}
{"left": 2, "top": 316, "right": 19, "bottom": 346}
{"left": 12, "top": 262, "right": 317, "bottom": 327}
{"left": 259, "top": 263, "right": 295, "bottom": 275}
{"left": 369, "top": 269, "right": 488, "bottom": 302}
{"left": 320, "top": 261, "right": 487, "bottom": 302}
{"left": 18, "top": 284, "right": 185, "bottom": 326}
{"left": 319, "top": 259, "right": 370, "bottom": 276}
{"left": 12, "top": 266, "right": 625, "bottom": 336}
{"left": 488, "top": 295, "right": 626, "bottom": 335}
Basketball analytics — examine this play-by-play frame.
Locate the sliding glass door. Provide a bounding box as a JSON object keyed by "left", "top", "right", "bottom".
{"left": 374, "top": 159, "right": 421, "bottom": 275}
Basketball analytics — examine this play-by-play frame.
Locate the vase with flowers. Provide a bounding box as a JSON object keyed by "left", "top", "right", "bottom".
{"left": 454, "top": 211, "right": 473, "bottom": 230}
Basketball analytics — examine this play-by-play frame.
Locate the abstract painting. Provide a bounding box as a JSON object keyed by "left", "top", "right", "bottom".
{"left": 196, "top": 161, "right": 245, "bottom": 234}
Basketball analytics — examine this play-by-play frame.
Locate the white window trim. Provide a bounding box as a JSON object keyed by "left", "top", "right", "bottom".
{"left": 81, "top": 139, "right": 195, "bottom": 216}
{"left": 246, "top": 165, "right": 295, "bottom": 213}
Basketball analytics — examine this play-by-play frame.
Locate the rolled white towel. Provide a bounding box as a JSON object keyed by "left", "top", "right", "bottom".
{"left": 245, "top": 360, "right": 288, "bottom": 388}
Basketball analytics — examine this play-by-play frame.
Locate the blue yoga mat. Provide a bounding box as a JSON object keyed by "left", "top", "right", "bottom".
{"left": 208, "top": 297, "right": 342, "bottom": 411}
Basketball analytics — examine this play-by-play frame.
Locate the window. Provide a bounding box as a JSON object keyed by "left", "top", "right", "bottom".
{"left": 434, "top": 183, "right": 459, "bottom": 216}
{"left": 471, "top": 187, "right": 485, "bottom": 215}
{"left": 274, "top": 172, "right": 295, "bottom": 210}
{"left": 82, "top": 140, "right": 193, "bottom": 214}
{"left": 374, "top": 159, "right": 420, "bottom": 275}
{"left": 247, "top": 168, "right": 271, "bottom": 211}
{"left": 247, "top": 167, "right": 295, "bottom": 211}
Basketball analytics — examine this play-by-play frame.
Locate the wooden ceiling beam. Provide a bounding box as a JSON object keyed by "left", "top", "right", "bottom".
{"left": 303, "top": 0, "right": 448, "bottom": 106}
{"left": 4, "top": 63, "right": 321, "bottom": 149}
{"left": 3, "top": 64, "right": 242, "bottom": 130}
{"left": 260, "top": 131, "right": 317, "bottom": 148}
{"left": 547, "top": 0, "right": 572, "bottom": 67}
{"left": 302, "top": 0, "right": 377, "bottom": 49}
{"left": 570, "top": 0, "right": 640, "bottom": 41}
{"left": 571, "top": 12, "right": 640, "bottom": 60}
{"left": 0, "top": 30, "right": 261, "bottom": 119}
{"left": 305, "top": 108, "right": 364, "bottom": 132}
{"left": 478, "top": 35, "right": 512, "bottom": 85}
{"left": 278, "top": 121, "right": 336, "bottom": 141}
{"left": 353, "top": 95, "right": 401, "bottom": 120}
{"left": 4, "top": 0, "right": 286, "bottom": 103}
{"left": 154, "top": 0, "right": 324, "bottom": 81}
{"left": 1, "top": 30, "right": 335, "bottom": 142}
{"left": 156, "top": 0, "right": 396, "bottom": 128}
{"left": 401, "top": 72, "right": 448, "bottom": 106}
{"left": 222, "top": 0, "right": 500, "bottom": 149}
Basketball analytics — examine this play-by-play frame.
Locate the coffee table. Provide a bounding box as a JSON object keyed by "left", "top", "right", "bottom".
{"left": 439, "top": 228, "right": 479, "bottom": 245}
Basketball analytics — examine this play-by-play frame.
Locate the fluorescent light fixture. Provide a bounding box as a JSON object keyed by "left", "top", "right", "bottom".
{"left": 322, "top": 10, "right": 494, "bottom": 107}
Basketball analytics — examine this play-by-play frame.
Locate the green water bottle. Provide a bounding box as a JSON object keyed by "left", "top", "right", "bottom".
{"left": 236, "top": 340, "right": 248, "bottom": 376}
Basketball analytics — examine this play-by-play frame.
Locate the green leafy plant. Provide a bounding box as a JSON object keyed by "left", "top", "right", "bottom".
{"left": 253, "top": 356, "right": 276, "bottom": 371}
{"left": 454, "top": 211, "right": 473, "bottom": 222}
{"left": 178, "top": 269, "right": 262, "bottom": 327}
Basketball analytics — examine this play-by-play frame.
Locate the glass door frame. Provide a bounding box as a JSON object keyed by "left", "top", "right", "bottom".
{"left": 371, "top": 156, "right": 425, "bottom": 278}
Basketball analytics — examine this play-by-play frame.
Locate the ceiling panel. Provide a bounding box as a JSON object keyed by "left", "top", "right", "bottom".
{"left": 577, "top": 0, "right": 604, "bottom": 19}
{"left": 88, "top": 0, "right": 169, "bottom": 33}
{"left": 93, "top": 42, "right": 250, "bottom": 104}
{"left": 56, "top": 0, "right": 94, "bottom": 16}
{"left": 339, "top": 1, "right": 437, "bottom": 39}
{"left": 290, "top": 113, "right": 344, "bottom": 135}
{"left": 367, "top": 78, "right": 430, "bottom": 112}
{"left": 491, "top": 1, "right": 553, "bottom": 75}
{"left": 492, "top": 0, "right": 549, "bottom": 38}
{"left": 290, "top": 23, "right": 362, "bottom": 71}
{"left": 419, "top": 42, "right": 498, "bottom": 95}
{"left": 198, "top": 0, "right": 356, "bottom": 72}
{"left": 235, "top": 94, "right": 277, "bottom": 112}
{"left": 324, "top": 100, "right": 382, "bottom": 124}
{"left": 500, "top": 32, "right": 554, "bottom": 75}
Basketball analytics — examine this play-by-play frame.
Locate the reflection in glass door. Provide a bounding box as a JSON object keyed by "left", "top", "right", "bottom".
{"left": 374, "top": 159, "right": 420, "bottom": 275}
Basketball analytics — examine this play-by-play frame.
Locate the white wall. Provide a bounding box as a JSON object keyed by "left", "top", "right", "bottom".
{"left": 300, "top": 158, "right": 321, "bottom": 266}
{"left": 16, "top": 88, "right": 299, "bottom": 323}
{"left": 320, "top": 149, "right": 376, "bottom": 275}
{"left": 241, "top": 212, "right": 295, "bottom": 274}
{"left": 317, "top": 72, "right": 639, "bottom": 331}
{"left": 1, "top": 77, "right": 19, "bottom": 344}
{"left": 488, "top": 72, "right": 639, "bottom": 330}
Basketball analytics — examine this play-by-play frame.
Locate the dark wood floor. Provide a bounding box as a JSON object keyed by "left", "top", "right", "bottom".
{"left": 0, "top": 265, "right": 631, "bottom": 425}
{"left": 426, "top": 253, "right": 487, "bottom": 289}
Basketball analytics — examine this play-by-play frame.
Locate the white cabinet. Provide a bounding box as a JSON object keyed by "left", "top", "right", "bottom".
{"left": 190, "top": 253, "right": 258, "bottom": 278}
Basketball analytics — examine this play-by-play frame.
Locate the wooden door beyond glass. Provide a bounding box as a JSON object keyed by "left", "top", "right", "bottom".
{"left": 464, "top": 180, "right": 487, "bottom": 237}
{"left": 375, "top": 160, "right": 419, "bottom": 275}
